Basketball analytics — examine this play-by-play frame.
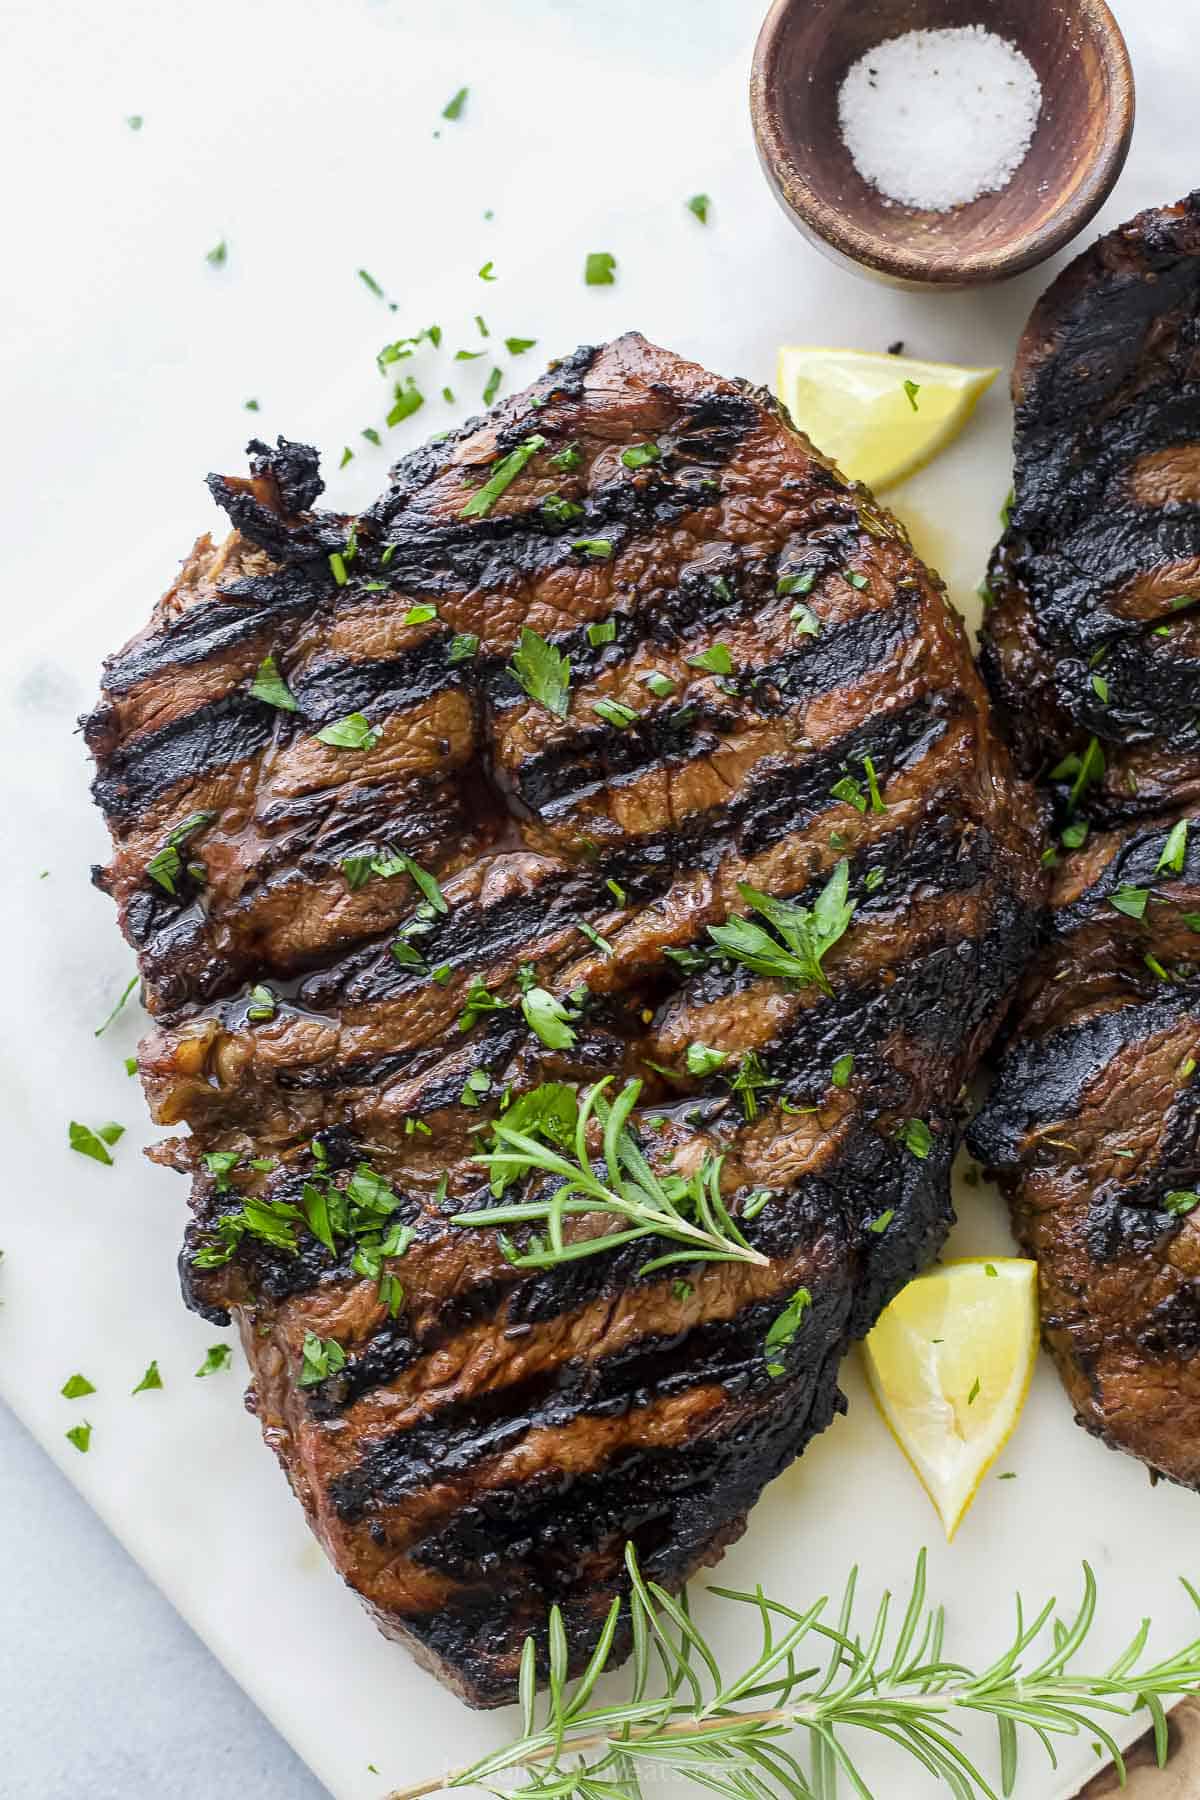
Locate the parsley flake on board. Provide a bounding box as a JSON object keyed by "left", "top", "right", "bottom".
{"left": 460, "top": 434, "right": 546, "bottom": 518}
{"left": 205, "top": 239, "right": 228, "bottom": 267}
{"left": 478, "top": 261, "right": 497, "bottom": 282}
{"left": 483, "top": 366, "right": 503, "bottom": 404}
{"left": 508, "top": 627, "right": 571, "bottom": 718}
{"left": 95, "top": 974, "right": 138, "bottom": 1038}
{"left": 903, "top": 380, "right": 921, "bottom": 411}
{"left": 69, "top": 1120, "right": 124, "bottom": 1166}
{"left": 249, "top": 654, "right": 298, "bottom": 711}
{"left": 505, "top": 336, "right": 537, "bottom": 355}
{"left": 315, "top": 712, "right": 379, "bottom": 751}
{"left": 686, "top": 193, "right": 711, "bottom": 224}
{"left": 442, "top": 87, "right": 468, "bottom": 120}
{"left": 195, "top": 1345, "right": 233, "bottom": 1377}
{"left": 584, "top": 251, "right": 617, "bottom": 286}
{"left": 61, "top": 1373, "right": 95, "bottom": 1399}
{"left": 707, "top": 860, "right": 855, "bottom": 997}
{"left": 132, "top": 1360, "right": 163, "bottom": 1395}
{"left": 65, "top": 1421, "right": 92, "bottom": 1454}
{"left": 387, "top": 378, "right": 424, "bottom": 427}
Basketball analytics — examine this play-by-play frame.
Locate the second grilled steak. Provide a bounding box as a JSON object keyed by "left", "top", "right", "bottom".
{"left": 973, "top": 199, "right": 1200, "bottom": 1488}
{"left": 87, "top": 334, "right": 1043, "bottom": 1703}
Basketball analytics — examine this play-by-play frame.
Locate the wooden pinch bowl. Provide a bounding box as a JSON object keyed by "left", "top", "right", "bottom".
{"left": 750, "top": 0, "right": 1135, "bottom": 289}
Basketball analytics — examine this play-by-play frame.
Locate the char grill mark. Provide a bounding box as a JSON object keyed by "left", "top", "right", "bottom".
{"left": 89, "top": 333, "right": 1042, "bottom": 1704}
{"left": 970, "top": 196, "right": 1200, "bottom": 1491}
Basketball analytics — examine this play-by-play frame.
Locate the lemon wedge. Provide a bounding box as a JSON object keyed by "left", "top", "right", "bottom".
{"left": 775, "top": 347, "right": 999, "bottom": 492}
{"left": 861, "top": 1257, "right": 1038, "bottom": 1539}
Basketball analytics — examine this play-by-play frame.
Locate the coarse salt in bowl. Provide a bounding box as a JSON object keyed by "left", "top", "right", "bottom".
{"left": 838, "top": 26, "right": 1042, "bottom": 214}
{"left": 749, "top": 0, "right": 1135, "bottom": 289}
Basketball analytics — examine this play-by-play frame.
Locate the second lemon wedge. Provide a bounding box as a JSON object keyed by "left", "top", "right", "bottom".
{"left": 861, "top": 1257, "right": 1038, "bottom": 1539}
{"left": 776, "top": 347, "right": 998, "bottom": 492}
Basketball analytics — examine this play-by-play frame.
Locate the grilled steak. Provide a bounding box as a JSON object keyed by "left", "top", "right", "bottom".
{"left": 972, "top": 198, "right": 1200, "bottom": 1486}
{"left": 87, "top": 333, "right": 1042, "bottom": 1704}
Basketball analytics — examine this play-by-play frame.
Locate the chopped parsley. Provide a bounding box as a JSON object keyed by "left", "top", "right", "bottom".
{"left": 572, "top": 537, "right": 614, "bottom": 560}
{"left": 505, "top": 336, "right": 537, "bottom": 355}
{"left": 686, "top": 644, "right": 733, "bottom": 676}
{"left": 606, "top": 878, "right": 626, "bottom": 905}
{"left": 686, "top": 193, "right": 711, "bottom": 224}
{"left": 95, "top": 974, "right": 138, "bottom": 1039}
{"left": 708, "top": 860, "right": 855, "bottom": 997}
{"left": 764, "top": 1287, "right": 812, "bottom": 1373}
{"left": 69, "top": 1120, "right": 124, "bottom": 1166}
{"left": 1091, "top": 673, "right": 1109, "bottom": 704}
{"left": 461, "top": 434, "right": 546, "bottom": 518}
{"left": 592, "top": 698, "right": 639, "bottom": 729}
{"left": 508, "top": 627, "right": 571, "bottom": 718}
{"left": 132, "top": 1360, "right": 163, "bottom": 1395}
{"left": 542, "top": 493, "right": 584, "bottom": 524}
{"left": 65, "top": 1421, "right": 92, "bottom": 1454}
{"left": 685, "top": 1043, "right": 728, "bottom": 1077}
{"left": 643, "top": 671, "right": 676, "bottom": 699}
{"left": 478, "top": 261, "right": 497, "bottom": 282}
{"left": 448, "top": 632, "right": 480, "bottom": 664}
{"left": 249, "top": 654, "right": 298, "bottom": 712}
{"left": 1050, "top": 735, "right": 1105, "bottom": 812}
{"left": 831, "top": 1054, "right": 854, "bottom": 1089}
{"left": 831, "top": 775, "right": 867, "bottom": 814}
{"left": 61, "top": 1373, "right": 95, "bottom": 1399}
{"left": 1164, "top": 1191, "right": 1200, "bottom": 1216}
{"left": 576, "top": 919, "right": 614, "bottom": 957}
{"left": 1109, "top": 885, "right": 1149, "bottom": 921}
{"left": 195, "top": 1345, "right": 233, "bottom": 1377}
{"left": 329, "top": 551, "right": 348, "bottom": 586}
{"left": 205, "top": 240, "right": 228, "bottom": 267}
{"left": 386, "top": 379, "right": 424, "bottom": 427}
{"left": 790, "top": 603, "right": 820, "bottom": 636}
{"left": 517, "top": 966, "right": 577, "bottom": 1050}
{"left": 587, "top": 618, "right": 618, "bottom": 647}
{"left": 442, "top": 87, "right": 468, "bottom": 120}
{"left": 316, "top": 712, "right": 379, "bottom": 750}
{"left": 846, "top": 570, "right": 870, "bottom": 590}
{"left": 777, "top": 571, "right": 816, "bottom": 597}
{"left": 461, "top": 1068, "right": 492, "bottom": 1108}
{"left": 1157, "top": 819, "right": 1190, "bottom": 875}
{"left": 621, "top": 443, "right": 661, "bottom": 470}
{"left": 1061, "top": 818, "right": 1089, "bottom": 850}
{"left": 357, "top": 268, "right": 385, "bottom": 297}
{"left": 246, "top": 985, "right": 276, "bottom": 1022}
{"left": 126, "top": 115, "right": 143, "bottom": 131}
{"left": 339, "top": 446, "right": 354, "bottom": 469}
{"left": 584, "top": 251, "right": 617, "bottom": 285}
{"left": 868, "top": 1210, "right": 894, "bottom": 1234}
{"left": 549, "top": 442, "right": 583, "bottom": 472}
{"left": 967, "top": 1376, "right": 981, "bottom": 1406}
{"left": 896, "top": 1118, "right": 933, "bottom": 1159}
{"left": 298, "top": 1332, "right": 347, "bottom": 1388}
{"left": 903, "top": 380, "right": 920, "bottom": 412}
{"left": 482, "top": 366, "right": 503, "bottom": 405}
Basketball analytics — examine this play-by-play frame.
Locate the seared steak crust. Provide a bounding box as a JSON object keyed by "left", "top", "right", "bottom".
{"left": 972, "top": 199, "right": 1200, "bottom": 1487}
{"left": 88, "top": 335, "right": 1041, "bottom": 1704}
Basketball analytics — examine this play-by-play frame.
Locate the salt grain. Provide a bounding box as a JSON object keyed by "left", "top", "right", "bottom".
{"left": 838, "top": 25, "right": 1042, "bottom": 213}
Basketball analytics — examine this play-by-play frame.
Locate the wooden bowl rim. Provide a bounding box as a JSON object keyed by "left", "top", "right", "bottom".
{"left": 749, "top": 0, "right": 1136, "bottom": 287}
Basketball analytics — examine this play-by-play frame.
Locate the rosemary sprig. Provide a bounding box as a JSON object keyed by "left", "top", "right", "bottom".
{"left": 389, "top": 1545, "right": 1200, "bottom": 1800}
{"left": 451, "top": 1077, "right": 768, "bottom": 1272}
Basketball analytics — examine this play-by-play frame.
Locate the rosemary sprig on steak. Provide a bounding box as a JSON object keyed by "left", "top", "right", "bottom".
{"left": 458, "top": 1076, "right": 769, "bottom": 1272}
{"left": 390, "top": 1543, "right": 1200, "bottom": 1800}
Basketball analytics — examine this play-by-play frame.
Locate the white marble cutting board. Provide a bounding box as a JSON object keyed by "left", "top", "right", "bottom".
{"left": 3, "top": 1, "right": 1200, "bottom": 1796}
